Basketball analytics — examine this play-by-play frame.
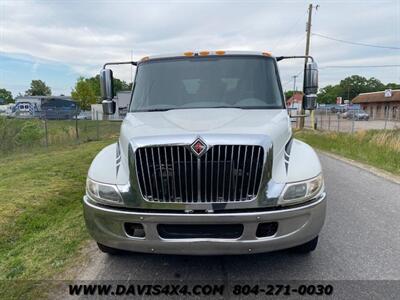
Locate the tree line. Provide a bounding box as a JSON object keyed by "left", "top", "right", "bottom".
{"left": 285, "top": 75, "right": 400, "bottom": 104}
{"left": 0, "top": 76, "right": 131, "bottom": 109}
{"left": 1, "top": 74, "right": 399, "bottom": 107}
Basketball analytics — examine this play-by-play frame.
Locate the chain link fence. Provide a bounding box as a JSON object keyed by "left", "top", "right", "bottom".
{"left": 0, "top": 109, "right": 121, "bottom": 155}
{"left": 291, "top": 107, "right": 400, "bottom": 132}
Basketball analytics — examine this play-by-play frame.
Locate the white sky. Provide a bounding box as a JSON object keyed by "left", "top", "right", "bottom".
{"left": 1, "top": 0, "right": 399, "bottom": 95}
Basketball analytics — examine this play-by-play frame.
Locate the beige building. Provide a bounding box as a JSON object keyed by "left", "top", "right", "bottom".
{"left": 352, "top": 90, "right": 400, "bottom": 120}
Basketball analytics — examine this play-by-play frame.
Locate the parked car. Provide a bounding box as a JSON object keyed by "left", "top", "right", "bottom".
{"left": 346, "top": 110, "right": 369, "bottom": 121}
{"left": 73, "top": 111, "right": 92, "bottom": 120}
{"left": 330, "top": 105, "right": 347, "bottom": 113}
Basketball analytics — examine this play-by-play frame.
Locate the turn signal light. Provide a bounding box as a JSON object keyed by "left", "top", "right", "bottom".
{"left": 199, "top": 51, "right": 210, "bottom": 56}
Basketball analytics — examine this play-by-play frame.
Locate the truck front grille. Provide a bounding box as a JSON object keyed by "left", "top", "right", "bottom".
{"left": 135, "top": 145, "right": 264, "bottom": 203}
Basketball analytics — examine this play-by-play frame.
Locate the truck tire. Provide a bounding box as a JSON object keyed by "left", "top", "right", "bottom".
{"left": 291, "top": 236, "right": 318, "bottom": 253}
{"left": 97, "top": 243, "right": 124, "bottom": 255}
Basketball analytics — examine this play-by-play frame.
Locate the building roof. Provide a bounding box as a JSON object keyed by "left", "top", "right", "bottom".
{"left": 286, "top": 92, "right": 303, "bottom": 103}
{"left": 15, "top": 95, "right": 72, "bottom": 100}
{"left": 352, "top": 90, "right": 400, "bottom": 104}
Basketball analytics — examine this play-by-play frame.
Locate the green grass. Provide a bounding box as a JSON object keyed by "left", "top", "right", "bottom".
{"left": 0, "top": 139, "right": 116, "bottom": 299}
{"left": 0, "top": 117, "right": 121, "bottom": 155}
{"left": 295, "top": 129, "right": 400, "bottom": 175}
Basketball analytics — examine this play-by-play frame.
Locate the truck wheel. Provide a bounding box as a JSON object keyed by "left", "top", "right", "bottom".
{"left": 97, "top": 242, "right": 124, "bottom": 255}
{"left": 291, "top": 236, "right": 318, "bottom": 253}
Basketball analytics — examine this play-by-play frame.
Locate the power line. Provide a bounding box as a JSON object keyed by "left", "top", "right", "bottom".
{"left": 273, "top": 10, "right": 308, "bottom": 50}
{"left": 282, "top": 70, "right": 303, "bottom": 88}
{"left": 312, "top": 33, "right": 400, "bottom": 50}
{"left": 285, "top": 35, "right": 306, "bottom": 54}
{"left": 283, "top": 65, "right": 399, "bottom": 87}
{"left": 320, "top": 64, "right": 400, "bottom": 69}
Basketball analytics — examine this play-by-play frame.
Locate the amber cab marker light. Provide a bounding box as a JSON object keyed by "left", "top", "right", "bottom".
{"left": 140, "top": 56, "right": 150, "bottom": 62}
{"left": 215, "top": 50, "right": 226, "bottom": 55}
{"left": 262, "top": 52, "right": 272, "bottom": 57}
{"left": 199, "top": 51, "right": 210, "bottom": 56}
{"left": 184, "top": 51, "right": 194, "bottom": 56}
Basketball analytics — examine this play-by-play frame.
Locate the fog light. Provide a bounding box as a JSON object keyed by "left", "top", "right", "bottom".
{"left": 125, "top": 223, "right": 145, "bottom": 238}
{"left": 256, "top": 222, "right": 278, "bottom": 238}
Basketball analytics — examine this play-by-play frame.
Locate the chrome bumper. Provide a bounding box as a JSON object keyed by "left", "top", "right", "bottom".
{"left": 83, "top": 193, "right": 326, "bottom": 255}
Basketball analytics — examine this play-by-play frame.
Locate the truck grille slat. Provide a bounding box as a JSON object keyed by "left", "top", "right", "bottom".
{"left": 138, "top": 148, "right": 148, "bottom": 197}
{"left": 135, "top": 145, "right": 265, "bottom": 203}
{"left": 157, "top": 148, "right": 165, "bottom": 201}
{"left": 177, "top": 147, "right": 182, "bottom": 202}
{"left": 247, "top": 146, "right": 255, "bottom": 198}
{"left": 252, "top": 147, "right": 262, "bottom": 196}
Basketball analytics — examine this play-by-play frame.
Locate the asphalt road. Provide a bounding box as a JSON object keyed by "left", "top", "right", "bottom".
{"left": 70, "top": 153, "right": 400, "bottom": 298}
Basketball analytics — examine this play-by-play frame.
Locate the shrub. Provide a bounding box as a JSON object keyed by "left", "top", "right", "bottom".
{"left": 14, "top": 121, "right": 44, "bottom": 147}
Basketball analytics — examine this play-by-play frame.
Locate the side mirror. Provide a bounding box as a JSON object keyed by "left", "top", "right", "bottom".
{"left": 303, "top": 94, "right": 317, "bottom": 111}
{"left": 303, "top": 61, "right": 318, "bottom": 110}
{"left": 102, "top": 100, "right": 116, "bottom": 115}
{"left": 100, "top": 69, "right": 116, "bottom": 115}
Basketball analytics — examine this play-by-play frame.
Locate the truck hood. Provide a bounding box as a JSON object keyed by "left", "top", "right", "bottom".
{"left": 119, "top": 108, "right": 291, "bottom": 163}
{"left": 122, "top": 108, "right": 289, "bottom": 135}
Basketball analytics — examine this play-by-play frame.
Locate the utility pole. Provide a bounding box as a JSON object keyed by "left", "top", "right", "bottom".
{"left": 300, "top": 3, "right": 317, "bottom": 129}
{"left": 292, "top": 75, "right": 298, "bottom": 92}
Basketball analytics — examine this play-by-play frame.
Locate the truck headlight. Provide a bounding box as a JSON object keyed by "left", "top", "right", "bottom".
{"left": 86, "top": 178, "right": 123, "bottom": 206}
{"left": 278, "top": 174, "right": 323, "bottom": 206}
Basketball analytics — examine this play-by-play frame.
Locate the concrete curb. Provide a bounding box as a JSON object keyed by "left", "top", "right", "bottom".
{"left": 317, "top": 150, "right": 400, "bottom": 185}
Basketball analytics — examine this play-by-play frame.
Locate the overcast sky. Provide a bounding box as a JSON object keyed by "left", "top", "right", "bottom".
{"left": 1, "top": 0, "right": 399, "bottom": 96}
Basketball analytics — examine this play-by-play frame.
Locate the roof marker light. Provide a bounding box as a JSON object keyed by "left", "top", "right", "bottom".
{"left": 199, "top": 51, "right": 210, "bottom": 56}
{"left": 262, "top": 52, "right": 272, "bottom": 57}
{"left": 215, "top": 50, "right": 226, "bottom": 55}
{"left": 184, "top": 51, "right": 194, "bottom": 56}
{"left": 140, "top": 56, "right": 150, "bottom": 62}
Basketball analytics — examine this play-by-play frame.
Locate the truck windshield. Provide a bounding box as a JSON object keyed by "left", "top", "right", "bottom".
{"left": 130, "top": 56, "right": 284, "bottom": 112}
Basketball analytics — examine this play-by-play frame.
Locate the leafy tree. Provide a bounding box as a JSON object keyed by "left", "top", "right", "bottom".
{"left": 317, "top": 75, "right": 392, "bottom": 104}
{"left": 25, "top": 80, "right": 51, "bottom": 96}
{"left": 366, "top": 77, "right": 386, "bottom": 92}
{"left": 338, "top": 75, "right": 385, "bottom": 100}
{"left": 71, "top": 77, "right": 97, "bottom": 110}
{"left": 85, "top": 75, "right": 131, "bottom": 97}
{"left": 385, "top": 82, "right": 400, "bottom": 90}
{"left": 318, "top": 85, "right": 343, "bottom": 104}
{"left": 71, "top": 75, "right": 131, "bottom": 110}
{"left": 0, "top": 88, "right": 13, "bottom": 103}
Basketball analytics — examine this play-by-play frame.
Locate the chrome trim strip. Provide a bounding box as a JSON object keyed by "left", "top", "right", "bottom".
{"left": 163, "top": 147, "right": 171, "bottom": 202}
{"left": 216, "top": 145, "right": 221, "bottom": 201}
{"left": 222, "top": 146, "right": 228, "bottom": 201}
{"left": 247, "top": 146, "right": 255, "bottom": 199}
{"left": 85, "top": 192, "right": 326, "bottom": 217}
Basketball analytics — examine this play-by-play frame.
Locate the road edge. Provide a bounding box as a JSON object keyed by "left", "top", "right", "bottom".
{"left": 317, "top": 150, "right": 400, "bottom": 185}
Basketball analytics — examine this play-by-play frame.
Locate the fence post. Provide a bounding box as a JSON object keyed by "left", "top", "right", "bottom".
{"left": 320, "top": 112, "right": 323, "bottom": 130}
{"left": 384, "top": 111, "right": 388, "bottom": 130}
{"left": 328, "top": 113, "right": 331, "bottom": 131}
{"left": 75, "top": 106, "right": 79, "bottom": 141}
{"left": 96, "top": 111, "right": 100, "bottom": 140}
{"left": 337, "top": 114, "right": 340, "bottom": 132}
{"left": 44, "top": 116, "right": 48, "bottom": 148}
{"left": 351, "top": 118, "right": 355, "bottom": 134}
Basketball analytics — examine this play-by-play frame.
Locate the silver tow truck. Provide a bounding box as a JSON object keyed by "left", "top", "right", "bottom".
{"left": 83, "top": 51, "right": 326, "bottom": 255}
